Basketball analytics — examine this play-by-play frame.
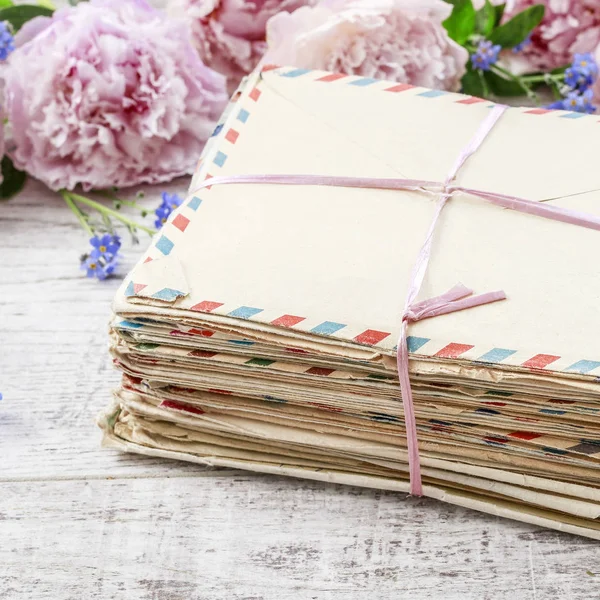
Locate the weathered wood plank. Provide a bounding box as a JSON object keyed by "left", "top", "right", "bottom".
{"left": 0, "top": 178, "right": 199, "bottom": 480}
{"left": 1, "top": 476, "right": 599, "bottom": 600}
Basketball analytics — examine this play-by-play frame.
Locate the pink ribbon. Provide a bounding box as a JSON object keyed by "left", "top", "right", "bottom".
{"left": 191, "top": 104, "right": 600, "bottom": 496}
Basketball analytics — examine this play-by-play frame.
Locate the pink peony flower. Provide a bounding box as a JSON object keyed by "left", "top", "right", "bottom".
{"left": 502, "top": 0, "right": 600, "bottom": 74}
{"left": 167, "top": 0, "right": 315, "bottom": 93}
{"left": 263, "top": 0, "right": 468, "bottom": 92}
{"left": 3, "top": 0, "right": 228, "bottom": 191}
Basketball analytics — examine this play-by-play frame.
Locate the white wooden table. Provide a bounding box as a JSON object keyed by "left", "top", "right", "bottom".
{"left": 1, "top": 178, "right": 599, "bottom": 599}
{"left": 2, "top": 0, "right": 600, "bottom": 593}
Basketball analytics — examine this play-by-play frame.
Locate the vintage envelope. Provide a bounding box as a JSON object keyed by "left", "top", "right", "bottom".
{"left": 103, "top": 66, "right": 600, "bottom": 539}
{"left": 114, "top": 66, "right": 600, "bottom": 380}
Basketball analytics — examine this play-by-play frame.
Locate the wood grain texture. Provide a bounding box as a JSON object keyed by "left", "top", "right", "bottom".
{"left": 2, "top": 177, "right": 600, "bottom": 600}
{"left": 2, "top": 477, "right": 600, "bottom": 600}
{"left": 0, "top": 178, "right": 199, "bottom": 482}
{"left": 1, "top": 0, "right": 600, "bottom": 595}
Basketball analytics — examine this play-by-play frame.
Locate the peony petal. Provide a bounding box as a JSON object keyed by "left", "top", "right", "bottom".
{"left": 4, "top": 0, "right": 228, "bottom": 191}
{"left": 264, "top": 0, "right": 467, "bottom": 92}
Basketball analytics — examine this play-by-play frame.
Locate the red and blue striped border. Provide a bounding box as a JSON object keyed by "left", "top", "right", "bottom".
{"left": 262, "top": 65, "right": 596, "bottom": 121}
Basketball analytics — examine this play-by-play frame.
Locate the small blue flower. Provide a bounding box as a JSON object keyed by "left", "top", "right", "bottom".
{"left": 564, "top": 66, "right": 589, "bottom": 90}
{"left": 566, "top": 88, "right": 596, "bottom": 113}
{"left": 512, "top": 35, "right": 531, "bottom": 54}
{"left": 154, "top": 205, "right": 170, "bottom": 229}
{"left": 547, "top": 89, "right": 596, "bottom": 114}
{"left": 89, "top": 234, "right": 121, "bottom": 260}
{"left": 154, "top": 192, "right": 183, "bottom": 229}
{"left": 572, "top": 53, "right": 599, "bottom": 78}
{"left": 471, "top": 40, "right": 502, "bottom": 71}
{"left": 161, "top": 192, "right": 183, "bottom": 211}
{"left": 564, "top": 53, "right": 598, "bottom": 91}
{"left": 545, "top": 99, "right": 565, "bottom": 110}
{"left": 81, "top": 255, "right": 118, "bottom": 280}
{"left": 0, "top": 21, "right": 15, "bottom": 61}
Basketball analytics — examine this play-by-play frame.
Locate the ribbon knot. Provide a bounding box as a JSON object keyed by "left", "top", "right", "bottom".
{"left": 397, "top": 284, "right": 505, "bottom": 497}
{"left": 395, "top": 105, "right": 512, "bottom": 496}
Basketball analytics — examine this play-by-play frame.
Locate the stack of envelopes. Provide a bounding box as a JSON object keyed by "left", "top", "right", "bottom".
{"left": 100, "top": 66, "right": 600, "bottom": 538}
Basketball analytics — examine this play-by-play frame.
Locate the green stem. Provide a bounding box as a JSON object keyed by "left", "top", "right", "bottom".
{"left": 467, "top": 41, "right": 565, "bottom": 100}
{"left": 478, "top": 69, "right": 490, "bottom": 99}
{"left": 521, "top": 73, "right": 564, "bottom": 84}
{"left": 60, "top": 190, "right": 94, "bottom": 237}
{"left": 96, "top": 190, "right": 147, "bottom": 212}
{"left": 549, "top": 80, "right": 562, "bottom": 100}
{"left": 69, "top": 192, "right": 156, "bottom": 235}
{"left": 492, "top": 64, "right": 536, "bottom": 97}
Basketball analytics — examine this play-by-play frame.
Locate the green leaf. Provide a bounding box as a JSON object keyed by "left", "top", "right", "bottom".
{"left": 0, "top": 156, "right": 27, "bottom": 200}
{"left": 475, "top": 0, "right": 495, "bottom": 36}
{"left": 0, "top": 4, "right": 53, "bottom": 31}
{"left": 493, "top": 3, "right": 506, "bottom": 26}
{"left": 489, "top": 5, "right": 545, "bottom": 48}
{"left": 37, "top": 0, "right": 55, "bottom": 9}
{"left": 484, "top": 70, "right": 527, "bottom": 96}
{"left": 461, "top": 65, "right": 487, "bottom": 98}
{"left": 0, "top": 1, "right": 14, "bottom": 8}
{"left": 442, "top": 0, "right": 476, "bottom": 45}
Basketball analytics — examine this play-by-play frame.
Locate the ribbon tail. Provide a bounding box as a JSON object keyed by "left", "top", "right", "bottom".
{"left": 398, "top": 286, "right": 506, "bottom": 496}
{"left": 397, "top": 320, "right": 423, "bottom": 496}
{"left": 457, "top": 186, "right": 600, "bottom": 233}
{"left": 409, "top": 283, "right": 473, "bottom": 315}
{"left": 417, "top": 290, "right": 507, "bottom": 320}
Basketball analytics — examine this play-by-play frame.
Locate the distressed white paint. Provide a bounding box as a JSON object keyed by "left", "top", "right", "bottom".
{"left": 1, "top": 176, "right": 599, "bottom": 600}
